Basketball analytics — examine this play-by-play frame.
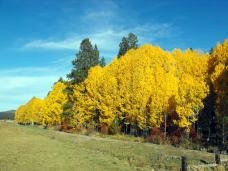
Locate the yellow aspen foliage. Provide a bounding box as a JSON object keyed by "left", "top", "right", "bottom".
{"left": 86, "top": 66, "right": 119, "bottom": 127}
{"left": 209, "top": 39, "right": 228, "bottom": 118}
{"left": 26, "top": 97, "right": 44, "bottom": 124}
{"left": 16, "top": 43, "right": 211, "bottom": 132}
{"left": 72, "top": 44, "right": 209, "bottom": 131}
{"left": 114, "top": 45, "right": 178, "bottom": 128}
{"left": 72, "top": 65, "right": 119, "bottom": 129}
{"left": 72, "top": 83, "right": 96, "bottom": 128}
{"left": 15, "top": 82, "right": 68, "bottom": 127}
{"left": 172, "top": 49, "right": 209, "bottom": 129}
{"left": 41, "top": 81, "right": 68, "bottom": 126}
{"left": 15, "top": 97, "right": 44, "bottom": 124}
{"left": 15, "top": 105, "right": 26, "bottom": 124}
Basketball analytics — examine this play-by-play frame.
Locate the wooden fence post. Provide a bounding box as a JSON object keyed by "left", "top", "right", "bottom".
{"left": 215, "top": 152, "right": 221, "bottom": 164}
{"left": 181, "top": 156, "right": 187, "bottom": 171}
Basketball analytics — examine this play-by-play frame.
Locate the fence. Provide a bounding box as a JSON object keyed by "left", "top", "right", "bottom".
{"left": 181, "top": 152, "right": 228, "bottom": 171}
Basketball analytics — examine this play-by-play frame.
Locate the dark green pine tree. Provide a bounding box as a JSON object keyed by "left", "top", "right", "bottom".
{"left": 99, "top": 57, "right": 106, "bottom": 67}
{"left": 117, "top": 32, "right": 138, "bottom": 58}
{"left": 118, "top": 37, "right": 129, "bottom": 58}
{"left": 128, "top": 32, "right": 138, "bottom": 49}
{"left": 67, "top": 38, "right": 100, "bottom": 84}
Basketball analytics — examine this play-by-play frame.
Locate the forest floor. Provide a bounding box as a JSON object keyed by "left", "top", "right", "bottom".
{"left": 0, "top": 121, "right": 227, "bottom": 171}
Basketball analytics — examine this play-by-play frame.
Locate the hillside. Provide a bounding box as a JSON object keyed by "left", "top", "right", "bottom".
{"left": 0, "top": 110, "right": 15, "bottom": 120}
{"left": 0, "top": 121, "right": 227, "bottom": 171}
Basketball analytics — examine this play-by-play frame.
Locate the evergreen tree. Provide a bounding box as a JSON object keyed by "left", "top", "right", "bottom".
{"left": 118, "top": 37, "right": 129, "bottom": 58}
{"left": 67, "top": 38, "right": 100, "bottom": 84}
{"left": 118, "top": 33, "right": 138, "bottom": 58}
{"left": 128, "top": 32, "right": 138, "bottom": 48}
{"left": 99, "top": 57, "right": 106, "bottom": 67}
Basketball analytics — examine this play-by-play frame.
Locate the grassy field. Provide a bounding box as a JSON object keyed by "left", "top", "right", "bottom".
{"left": 0, "top": 121, "right": 227, "bottom": 171}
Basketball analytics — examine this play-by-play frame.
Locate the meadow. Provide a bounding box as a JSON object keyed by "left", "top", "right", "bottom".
{"left": 0, "top": 121, "right": 227, "bottom": 171}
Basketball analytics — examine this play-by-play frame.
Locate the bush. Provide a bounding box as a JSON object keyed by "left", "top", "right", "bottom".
{"left": 146, "top": 128, "right": 168, "bottom": 144}
{"left": 108, "top": 117, "right": 121, "bottom": 135}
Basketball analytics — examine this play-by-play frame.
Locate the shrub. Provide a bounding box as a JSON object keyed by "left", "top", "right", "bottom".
{"left": 146, "top": 128, "right": 167, "bottom": 144}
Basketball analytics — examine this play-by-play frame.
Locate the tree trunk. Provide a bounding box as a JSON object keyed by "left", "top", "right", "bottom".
{"left": 222, "top": 117, "right": 225, "bottom": 145}
{"left": 164, "top": 112, "right": 167, "bottom": 138}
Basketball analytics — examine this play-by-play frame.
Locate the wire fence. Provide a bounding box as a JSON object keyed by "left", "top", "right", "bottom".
{"left": 148, "top": 154, "right": 228, "bottom": 171}
{"left": 186, "top": 154, "right": 228, "bottom": 171}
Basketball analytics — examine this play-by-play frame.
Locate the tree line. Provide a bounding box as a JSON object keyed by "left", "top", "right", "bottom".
{"left": 15, "top": 34, "right": 227, "bottom": 149}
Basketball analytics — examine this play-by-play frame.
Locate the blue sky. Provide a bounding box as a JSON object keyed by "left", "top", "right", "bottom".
{"left": 0, "top": 0, "right": 228, "bottom": 111}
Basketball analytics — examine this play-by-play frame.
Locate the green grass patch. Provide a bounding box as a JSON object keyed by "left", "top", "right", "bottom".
{"left": 0, "top": 121, "right": 227, "bottom": 171}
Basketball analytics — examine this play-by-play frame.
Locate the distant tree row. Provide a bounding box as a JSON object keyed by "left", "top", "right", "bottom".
{"left": 16, "top": 82, "right": 67, "bottom": 127}
{"left": 15, "top": 35, "right": 227, "bottom": 149}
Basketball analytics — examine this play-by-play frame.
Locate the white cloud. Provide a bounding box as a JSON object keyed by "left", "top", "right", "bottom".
{"left": 0, "top": 66, "right": 57, "bottom": 76}
{"left": 23, "top": 38, "right": 81, "bottom": 49}
{"left": 0, "top": 75, "right": 58, "bottom": 111}
{"left": 0, "top": 76, "right": 57, "bottom": 90}
{"left": 23, "top": 23, "right": 176, "bottom": 53}
{"left": 22, "top": 0, "right": 178, "bottom": 56}
{"left": 84, "top": 11, "right": 115, "bottom": 20}
{"left": 0, "top": 57, "right": 71, "bottom": 111}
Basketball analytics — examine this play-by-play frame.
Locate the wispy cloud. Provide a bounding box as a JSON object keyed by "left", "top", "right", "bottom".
{"left": 0, "top": 75, "right": 58, "bottom": 111}
{"left": 0, "top": 76, "right": 58, "bottom": 92}
{"left": 23, "top": 39, "right": 81, "bottom": 50}
{"left": 0, "top": 57, "right": 71, "bottom": 111}
{"left": 0, "top": 78, "right": 60, "bottom": 112}
{"left": 22, "top": 0, "right": 178, "bottom": 54}
{"left": 84, "top": 11, "right": 115, "bottom": 20}
{"left": 23, "top": 23, "right": 177, "bottom": 53}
